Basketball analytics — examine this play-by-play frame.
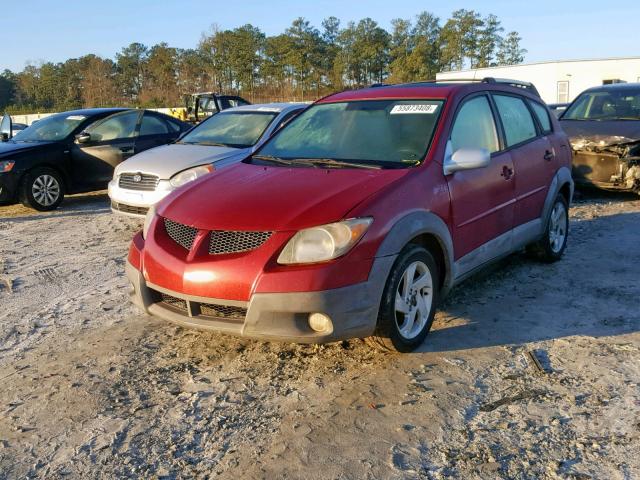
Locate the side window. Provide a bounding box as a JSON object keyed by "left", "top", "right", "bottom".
{"left": 529, "top": 101, "right": 552, "bottom": 133}
{"left": 450, "top": 96, "right": 499, "bottom": 153}
{"left": 493, "top": 95, "right": 537, "bottom": 147}
{"left": 276, "top": 110, "right": 301, "bottom": 131}
{"left": 140, "top": 113, "right": 169, "bottom": 136}
{"left": 166, "top": 119, "right": 182, "bottom": 133}
{"left": 86, "top": 111, "right": 139, "bottom": 142}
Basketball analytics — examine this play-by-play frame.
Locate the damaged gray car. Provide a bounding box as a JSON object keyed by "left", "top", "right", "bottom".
{"left": 560, "top": 83, "right": 640, "bottom": 194}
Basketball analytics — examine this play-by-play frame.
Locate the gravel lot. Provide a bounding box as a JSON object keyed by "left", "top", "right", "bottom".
{"left": 0, "top": 190, "right": 639, "bottom": 479}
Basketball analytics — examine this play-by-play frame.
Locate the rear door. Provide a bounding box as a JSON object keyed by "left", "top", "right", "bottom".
{"left": 70, "top": 110, "right": 141, "bottom": 187}
{"left": 445, "top": 93, "right": 516, "bottom": 262}
{"left": 492, "top": 94, "right": 554, "bottom": 226}
{"left": 134, "top": 112, "right": 180, "bottom": 154}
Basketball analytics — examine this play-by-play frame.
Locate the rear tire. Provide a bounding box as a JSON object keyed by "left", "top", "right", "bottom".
{"left": 20, "top": 167, "right": 64, "bottom": 211}
{"left": 527, "top": 194, "right": 569, "bottom": 262}
{"left": 367, "top": 244, "right": 440, "bottom": 352}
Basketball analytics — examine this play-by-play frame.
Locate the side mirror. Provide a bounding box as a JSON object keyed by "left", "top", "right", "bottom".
{"left": 0, "top": 113, "right": 12, "bottom": 141}
{"left": 75, "top": 132, "right": 92, "bottom": 144}
{"left": 443, "top": 141, "right": 491, "bottom": 175}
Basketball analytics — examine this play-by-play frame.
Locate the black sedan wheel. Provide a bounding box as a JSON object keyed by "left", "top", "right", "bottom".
{"left": 20, "top": 167, "right": 65, "bottom": 211}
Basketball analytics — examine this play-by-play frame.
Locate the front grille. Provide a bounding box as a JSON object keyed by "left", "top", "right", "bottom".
{"left": 160, "top": 292, "right": 188, "bottom": 312}
{"left": 199, "top": 303, "right": 247, "bottom": 319}
{"left": 111, "top": 201, "right": 148, "bottom": 216}
{"left": 209, "top": 231, "right": 272, "bottom": 255}
{"left": 152, "top": 288, "right": 247, "bottom": 321}
{"left": 119, "top": 172, "right": 160, "bottom": 191}
{"left": 164, "top": 218, "right": 198, "bottom": 250}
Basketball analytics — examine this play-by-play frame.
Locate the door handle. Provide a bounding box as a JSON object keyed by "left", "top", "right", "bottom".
{"left": 544, "top": 149, "right": 555, "bottom": 161}
{"left": 500, "top": 165, "right": 514, "bottom": 180}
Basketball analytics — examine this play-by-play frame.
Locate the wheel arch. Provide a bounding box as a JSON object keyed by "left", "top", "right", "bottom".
{"left": 19, "top": 163, "right": 70, "bottom": 192}
{"left": 541, "top": 166, "right": 573, "bottom": 231}
{"left": 375, "top": 210, "right": 455, "bottom": 297}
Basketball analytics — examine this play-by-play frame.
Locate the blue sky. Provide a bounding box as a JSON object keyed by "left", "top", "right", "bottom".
{"left": 1, "top": 0, "right": 637, "bottom": 72}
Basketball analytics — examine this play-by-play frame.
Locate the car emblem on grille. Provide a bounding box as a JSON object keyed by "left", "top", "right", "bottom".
{"left": 132, "top": 174, "right": 142, "bottom": 183}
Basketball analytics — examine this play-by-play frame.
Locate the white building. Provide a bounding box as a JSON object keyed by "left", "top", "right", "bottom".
{"left": 436, "top": 57, "right": 640, "bottom": 104}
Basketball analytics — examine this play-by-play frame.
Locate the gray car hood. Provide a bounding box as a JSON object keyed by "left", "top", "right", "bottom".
{"left": 114, "top": 143, "right": 249, "bottom": 179}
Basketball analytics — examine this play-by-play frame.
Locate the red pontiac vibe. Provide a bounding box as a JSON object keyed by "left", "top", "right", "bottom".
{"left": 127, "top": 79, "right": 573, "bottom": 352}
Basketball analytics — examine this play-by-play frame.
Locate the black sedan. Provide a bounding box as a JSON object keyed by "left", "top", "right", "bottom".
{"left": 0, "top": 108, "right": 190, "bottom": 210}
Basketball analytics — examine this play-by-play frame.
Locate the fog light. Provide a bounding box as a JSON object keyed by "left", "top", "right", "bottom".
{"left": 308, "top": 313, "right": 332, "bottom": 333}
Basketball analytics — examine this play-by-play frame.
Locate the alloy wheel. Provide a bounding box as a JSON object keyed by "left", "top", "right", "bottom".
{"left": 32, "top": 174, "right": 61, "bottom": 207}
{"left": 548, "top": 201, "right": 567, "bottom": 253}
{"left": 395, "top": 260, "right": 434, "bottom": 339}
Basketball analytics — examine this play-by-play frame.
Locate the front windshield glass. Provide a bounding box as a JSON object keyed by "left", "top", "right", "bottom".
{"left": 12, "top": 113, "right": 86, "bottom": 142}
{"left": 178, "top": 111, "right": 278, "bottom": 148}
{"left": 563, "top": 88, "right": 640, "bottom": 121}
{"left": 255, "top": 100, "right": 444, "bottom": 168}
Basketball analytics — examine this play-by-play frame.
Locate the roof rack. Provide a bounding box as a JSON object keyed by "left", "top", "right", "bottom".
{"left": 378, "top": 77, "right": 541, "bottom": 97}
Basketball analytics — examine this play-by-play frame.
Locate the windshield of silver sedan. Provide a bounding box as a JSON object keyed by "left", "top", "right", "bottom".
{"left": 11, "top": 114, "right": 86, "bottom": 142}
{"left": 177, "top": 111, "right": 278, "bottom": 148}
{"left": 251, "top": 100, "right": 444, "bottom": 169}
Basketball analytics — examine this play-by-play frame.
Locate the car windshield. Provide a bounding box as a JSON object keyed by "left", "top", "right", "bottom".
{"left": 563, "top": 88, "right": 640, "bottom": 121}
{"left": 11, "top": 113, "right": 87, "bottom": 142}
{"left": 253, "top": 100, "right": 444, "bottom": 168}
{"left": 178, "top": 111, "right": 278, "bottom": 148}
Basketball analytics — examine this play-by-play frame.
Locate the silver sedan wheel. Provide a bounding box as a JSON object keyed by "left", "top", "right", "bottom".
{"left": 395, "top": 260, "right": 434, "bottom": 340}
{"left": 32, "top": 174, "right": 61, "bottom": 207}
{"left": 549, "top": 201, "right": 567, "bottom": 253}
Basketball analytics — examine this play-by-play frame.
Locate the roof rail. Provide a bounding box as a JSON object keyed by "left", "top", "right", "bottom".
{"left": 481, "top": 77, "right": 540, "bottom": 96}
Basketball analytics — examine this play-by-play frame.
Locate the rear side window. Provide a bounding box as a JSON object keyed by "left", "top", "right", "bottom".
{"left": 140, "top": 114, "right": 169, "bottom": 136}
{"left": 493, "top": 95, "right": 537, "bottom": 146}
{"left": 529, "top": 101, "right": 552, "bottom": 133}
{"left": 450, "top": 96, "right": 499, "bottom": 153}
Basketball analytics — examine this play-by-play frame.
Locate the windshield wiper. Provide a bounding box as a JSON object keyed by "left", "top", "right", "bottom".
{"left": 252, "top": 155, "right": 300, "bottom": 166}
{"left": 289, "top": 158, "right": 382, "bottom": 169}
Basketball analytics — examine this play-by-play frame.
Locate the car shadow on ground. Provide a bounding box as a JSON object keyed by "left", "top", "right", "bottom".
{"left": 0, "top": 192, "right": 111, "bottom": 222}
{"left": 418, "top": 210, "right": 640, "bottom": 353}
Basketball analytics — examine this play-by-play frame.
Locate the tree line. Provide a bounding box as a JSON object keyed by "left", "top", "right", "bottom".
{"left": 0, "top": 9, "right": 526, "bottom": 114}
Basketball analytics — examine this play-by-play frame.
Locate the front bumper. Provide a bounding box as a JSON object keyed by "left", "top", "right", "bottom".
{"left": 108, "top": 178, "right": 174, "bottom": 217}
{"left": 0, "top": 171, "right": 20, "bottom": 203}
{"left": 126, "top": 255, "right": 395, "bottom": 343}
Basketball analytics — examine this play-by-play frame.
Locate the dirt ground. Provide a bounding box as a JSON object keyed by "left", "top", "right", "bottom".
{"left": 0, "top": 190, "right": 638, "bottom": 480}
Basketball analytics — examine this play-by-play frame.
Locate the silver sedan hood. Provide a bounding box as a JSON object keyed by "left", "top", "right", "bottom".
{"left": 114, "top": 143, "right": 250, "bottom": 179}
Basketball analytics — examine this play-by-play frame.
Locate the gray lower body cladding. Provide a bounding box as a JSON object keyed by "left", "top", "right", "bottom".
{"left": 125, "top": 256, "right": 396, "bottom": 343}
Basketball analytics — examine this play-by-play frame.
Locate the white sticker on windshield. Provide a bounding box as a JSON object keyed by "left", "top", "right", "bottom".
{"left": 390, "top": 104, "right": 439, "bottom": 115}
{"left": 66, "top": 115, "right": 86, "bottom": 121}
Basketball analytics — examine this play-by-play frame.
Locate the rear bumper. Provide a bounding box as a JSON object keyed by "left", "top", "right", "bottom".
{"left": 125, "top": 255, "right": 395, "bottom": 343}
{"left": 108, "top": 178, "right": 173, "bottom": 217}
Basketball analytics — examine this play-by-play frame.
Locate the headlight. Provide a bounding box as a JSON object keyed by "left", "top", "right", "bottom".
{"left": 169, "top": 165, "right": 214, "bottom": 188}
{"left": 277, "top": 218, "right": 373, "bottom": 265}
{"left": 142, "top": 205, "right": 156, "bottom": 239}
{"left": 0, "top": 160, "right": 15, "bottom": 172}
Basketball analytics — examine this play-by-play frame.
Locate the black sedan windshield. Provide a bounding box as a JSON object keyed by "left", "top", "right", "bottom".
{"left": 12, "top": 113, "right": 87, "bottom": 142}
{"left": 256, "top": 100, "right": 444, "bottom": 168}
{"left": 178, "top": 111, "right": 277, "bottom": 148}
{"left": 563, "top": 88, "right": 640, "bottom": 121}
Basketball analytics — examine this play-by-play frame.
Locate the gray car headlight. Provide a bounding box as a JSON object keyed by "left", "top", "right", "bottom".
{"left": 277, "top": 218, "right": 373, "bottom": 265}
{"left": 142, "top": 205, "right": 157, "bottom": 239}
{"left": 169, "top": 165, "right": 214, "bottom": 188}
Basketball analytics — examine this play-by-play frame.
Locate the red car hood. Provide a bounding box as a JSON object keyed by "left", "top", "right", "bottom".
{"left": 157, "top": 162, "right": 409, "bottom": 231}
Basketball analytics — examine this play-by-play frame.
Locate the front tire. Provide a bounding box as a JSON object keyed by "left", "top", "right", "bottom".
{"left": 528, "top": 194, "right": 569, "bottom": 262}
{"left": 367, "top": 244, "right": 440, "bottom": 352}
{"left": 20, "top": 167, "right": 64, "bottom": 211}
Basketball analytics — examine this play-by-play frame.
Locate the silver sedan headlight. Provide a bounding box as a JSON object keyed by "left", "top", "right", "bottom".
{"left": 277, "top": 218, "right": 373, "bottom": 265}
{"left": 169, "top": 165, "right": 214, "bottom": 188}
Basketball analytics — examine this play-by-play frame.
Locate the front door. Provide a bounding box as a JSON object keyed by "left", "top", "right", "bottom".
{"left": 445, "top": 94, "right": 516, "bottom": 267}
{"left": 70, "top": 110, "right": 141, "bottom": 188}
